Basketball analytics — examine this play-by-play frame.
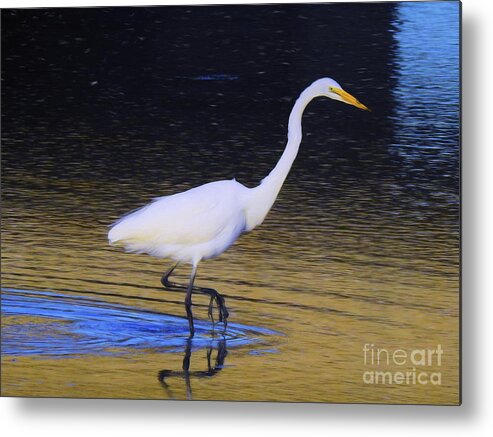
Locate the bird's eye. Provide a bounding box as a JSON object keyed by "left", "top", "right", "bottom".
{"left": 329, "top": 87, "right": 334, "bottom": 92}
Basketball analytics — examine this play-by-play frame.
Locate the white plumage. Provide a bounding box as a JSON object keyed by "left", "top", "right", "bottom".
{"left": 108, "top": 77, "right": 369, "bottom": 337}
{"left": 109, "top": 179, "right": 249, "bottom": 264}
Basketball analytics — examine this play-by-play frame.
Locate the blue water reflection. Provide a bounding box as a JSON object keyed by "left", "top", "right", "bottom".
{"left": 1, "top": 288, "right": 278, "bottom": 357}
{"left": 390, "top": 2, "right": 459, "bottom": 174}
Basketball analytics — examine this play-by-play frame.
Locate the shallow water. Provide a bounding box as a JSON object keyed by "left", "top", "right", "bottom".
{"left": 1, "top": 2, "right": 459, "bottom": 403}
{"left": 1, "top": 288, "right": 277, "bottom": 356}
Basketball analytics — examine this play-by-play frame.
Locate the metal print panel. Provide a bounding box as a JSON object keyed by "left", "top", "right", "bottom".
{"left": 1, "top": 1, "right": 460, "bottom": 404}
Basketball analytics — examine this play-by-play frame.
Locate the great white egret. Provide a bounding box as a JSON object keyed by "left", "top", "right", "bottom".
{"left": 108, "top": 77, "right": 369, "bottom": 337}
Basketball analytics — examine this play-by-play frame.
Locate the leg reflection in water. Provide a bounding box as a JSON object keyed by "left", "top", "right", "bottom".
{"left": 158, "top": 339, "right": 228, "bottom": 400}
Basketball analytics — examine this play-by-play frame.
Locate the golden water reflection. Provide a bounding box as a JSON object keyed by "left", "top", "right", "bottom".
{"left": 1, "top": 172, "right": 459, "bottom": 404}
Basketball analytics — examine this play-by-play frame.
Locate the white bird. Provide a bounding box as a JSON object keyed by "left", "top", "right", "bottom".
{"left": 108, "top": 77, "right": 369, "bottom": 337}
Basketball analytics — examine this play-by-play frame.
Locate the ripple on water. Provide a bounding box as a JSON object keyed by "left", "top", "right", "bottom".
{"left": 1, "top": 288, "right": 278, "bottom": 357}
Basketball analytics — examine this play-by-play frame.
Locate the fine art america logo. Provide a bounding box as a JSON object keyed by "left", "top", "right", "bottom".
{"left": 362, "top": 344, "right": 443, "bottom": 386}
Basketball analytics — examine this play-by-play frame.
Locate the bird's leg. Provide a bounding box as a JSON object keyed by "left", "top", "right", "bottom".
{"left": 161, "top": 262, "right": 179, "bottom": 289}
{"left": 188, "top": 284, "right": 228, "bottom": 326}
{"left": 190, "top": 285, "right": 229, "bottom": 327}
{"left": 161, "top": 264, "right": 229, "bottom": 326}
{"left": 161, "top": 263, "right": 217, "bottom": 322}
{"left": 185, "top": 265, "right": 197, "bottom": 338}
{"left": 205, "top": 288, "right": 227, "bottom": 325}
{"left": 216, "top": 292, "right": 229, "bottom": 327}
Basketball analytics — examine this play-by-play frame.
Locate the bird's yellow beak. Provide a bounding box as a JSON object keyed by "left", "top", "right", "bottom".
{"left": 332, "top": 87, "right": 370, "bottom": 111}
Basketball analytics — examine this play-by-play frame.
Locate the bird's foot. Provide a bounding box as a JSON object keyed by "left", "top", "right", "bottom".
{"left": 207, "top": 294, "right": 228, "bottom": 330}
{"left": 216, "top": 295, "right": 229, "bottom": 329}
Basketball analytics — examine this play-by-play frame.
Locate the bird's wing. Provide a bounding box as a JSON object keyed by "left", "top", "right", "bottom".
{"left": 109, "top": 180, "right": 247, "bottom": 247}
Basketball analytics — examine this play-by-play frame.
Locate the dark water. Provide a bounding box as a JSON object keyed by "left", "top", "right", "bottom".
{"left": 1, "top": 2, "right": 460, "bottom": 403}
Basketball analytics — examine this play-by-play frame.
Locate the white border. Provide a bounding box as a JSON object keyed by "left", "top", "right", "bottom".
{"left": 2, "top": 0, "right": 492, "bottom": 435}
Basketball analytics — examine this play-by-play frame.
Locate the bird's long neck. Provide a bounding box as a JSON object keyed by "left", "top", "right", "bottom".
{"left": 244, "top": 86, "right": 317, "bottom": 231}
{"left": 263, "top": 86, "right": 314, "bottom": 192}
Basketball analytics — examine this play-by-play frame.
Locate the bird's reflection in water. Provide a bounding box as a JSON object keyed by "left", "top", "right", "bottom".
{"left": 158, "top": 339, "right": 228, "bottom": 400}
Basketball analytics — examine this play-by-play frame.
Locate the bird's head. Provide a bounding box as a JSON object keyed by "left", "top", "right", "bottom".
{"left": 312, "top": 77, "right": 370, "bottom": 111}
